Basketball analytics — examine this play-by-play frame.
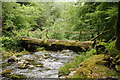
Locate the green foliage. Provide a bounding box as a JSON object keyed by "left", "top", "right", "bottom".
{"left": 72, "top": 54, "right": 119, "bottom": 78}
{"left": 105, "top": 41, "right": 120, "bottom": 56}
{"left": 107, "top": 48, "right": 120, "bottom": 56}
{"left": 39, "top": 2, "right": 117, "bottom": 41}
{"left": 59, "top": 49, "right": 95, "bottom": 76}
{"left": 2, "top": 2, "right": 41, "bottom": 51}
{"left": 105, "top": 41, "right": 116, "bottom": 49}
{"left": 36, "top": 47, "right": 45, "bottom": 51}
{"left": 97, "top": 41, "right": 120, "bottom": 56}
{"left": 2, "top": 2, "right": 40, "bottom": 32}
{"left": 2, "top": 2, "right": 118, "bottom": 51}
{"left": 1, "top": 36, "right": 21, "bottom": 51}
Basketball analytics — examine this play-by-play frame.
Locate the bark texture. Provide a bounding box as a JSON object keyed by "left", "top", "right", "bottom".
{"left": 21, "top": 37, "right": 94, "bottom": 52}
{"left": 116, "top": 2, "right": 120, "bottom": 50}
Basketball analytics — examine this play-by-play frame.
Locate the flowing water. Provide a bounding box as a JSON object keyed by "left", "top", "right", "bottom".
{"left": 1, "top": 50, "right": 78, "bottom": 78}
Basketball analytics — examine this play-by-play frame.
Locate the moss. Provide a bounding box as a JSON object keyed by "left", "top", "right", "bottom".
{"left": 36, "top": 47, "right": 45, "bottom": 51}
{"left": 22, "top": 38, "right": 42, "bottom": 44}
{"left": 10, "top": 74, "right": 27, "bottom": 78}
{"left": 43, "top": 39, "right": 49, "bottom": 45}
{"left": 1, "top": 69, "right": 11, "bottom": 75}
{"left": 2, "top": 74, "right": 27, "bottom": 78}
{"left": 59, "top": 49, "right": 95, "bottom": 77}
{"left": 28, "top": 60, "right": 44, "bottom": 66}
{"left": 51, "top": 40, "right": 69, "bottom": 46}
{"left": 2, "top": 51, "right": 30, "bottom": 60}
{"left": 22, "top": 37, "right": 93, "bottom": 52}
{"left": 115, "top": 65, "right": 120, "bottom": 72}
{"left": 15, "top": 53, "right": 23, "bottom": 57}
{"left": 2, "top": 52, "right": 14, "bottom": 60}
{"left": 69, "top": 54, "right": 119, "bottom": 78}
{"left": 20, "top": 50, "right": 30, "bottom": 55}
{"left": 47, "top": 39, "right": 56, "bottom": 45}
{"left": 96, "top": 60, "right": 109, "bottom": 65}
{"left": 2, "top": 63, "right": 12, "bottom": 68}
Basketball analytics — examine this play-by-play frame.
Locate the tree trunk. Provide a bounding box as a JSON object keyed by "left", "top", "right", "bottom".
{"left": 116, "top": 2, "right": 120, "bottom": 50}
{"left": 21, "top": 37, "right": 94, "bottom": 52}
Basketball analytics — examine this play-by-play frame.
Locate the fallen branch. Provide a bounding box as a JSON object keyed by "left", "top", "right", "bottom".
{"left": 91, "top": 30, "right": 110, "bottom": 41}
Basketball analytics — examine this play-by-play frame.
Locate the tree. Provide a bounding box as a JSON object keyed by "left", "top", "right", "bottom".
{"left": 116, "top": 1, "right": 120, "bottom": 50}
{"left": 1, "top": 2, "right": 41, "bottom": 51}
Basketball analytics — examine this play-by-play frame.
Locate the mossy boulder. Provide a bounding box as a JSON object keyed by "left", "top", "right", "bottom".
{"left": 9, "top": 74, "right": 27, "bottom": 79}
{"left": 2, "top": 52, "right": 14, "bottom": 61}
{"left": 17, "top": 60, "right": 29, "bottom": 69}
{"left": 68, "top": 54, "right": 119, "bottom": 78}
{"left": 35, "top": 64, "right": 44, "bottom": 67}
{"left": 1, "top": 69, "right": 27, "bottom": 78}
{"left": 15, "top": 53, "right": 23, "bottom": 57}
{"left": 1, "top": 69, "right": 12, "bottom": 76}
{"left": 7, "top": 55, "right": 17, "bottom": 63}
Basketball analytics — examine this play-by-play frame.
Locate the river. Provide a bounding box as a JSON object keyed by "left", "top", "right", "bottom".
{"left": 1, "top": 50, "right": 78, "bottom": 78}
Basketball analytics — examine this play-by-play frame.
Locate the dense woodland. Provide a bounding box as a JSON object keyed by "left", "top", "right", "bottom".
{"left": 1, "top": 2, "right": 119, "bottom": 51}
{"left": 1, "top": 1, "right": 120, "bottom": 79}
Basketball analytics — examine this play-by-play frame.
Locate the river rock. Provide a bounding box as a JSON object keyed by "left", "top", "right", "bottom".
{"left": 18, "top": 63, "right": 27, "bottom": 69}
{"left": 1, "top": 69, "right": 11, "bottom": 75}
{"left": 38, "top": 69, "right": 45, "bottom": 71}
{"left": 59, "top": 76, "right": 69, "bottom": 78}
{"left": 69, "top": 68, "right": 76, "bottom": 71}
{"left": 61, "top": 50, "right": 71, "bottom": 53}
{"left": 44, "top": 68, "right": 51, "bottom": 70}
{"left": 69, "top": 71, "right": 76, "bottom": 76}
{"left": 35, "top": 65, "right": 44, "bottom": 67}
{"left": 28, "top": 65, "right": 34, "bottom": 69}
{"left": 17, "top": 60, "right": 29, "bottom": 69}
{"left": 7, "top": 55, "right": 17, "bottom": 63}
{"left": 24, "top": 58, "right": 34, "bottom": 61}
{"left": 42, "top": 54, "right": 51, "bottom": 59}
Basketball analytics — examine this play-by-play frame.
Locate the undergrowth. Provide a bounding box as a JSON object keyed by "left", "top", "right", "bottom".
{"left": 58, "top": 49, "right": 96, "bottom": 76}
{"left": 59, "top": 41, "right": 120, "bottom": 77}
{"left": 98, "top": 41, "right": 120, "bottom": 56}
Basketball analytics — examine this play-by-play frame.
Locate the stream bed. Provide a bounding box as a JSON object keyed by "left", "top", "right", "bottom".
{"left": 1, "top": 50, "right": 78, "bottom": 78}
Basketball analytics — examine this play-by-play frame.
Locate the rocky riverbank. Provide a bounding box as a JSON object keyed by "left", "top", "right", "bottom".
{"left": 1, "top": 50, "right": 78, "bottom": 79}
